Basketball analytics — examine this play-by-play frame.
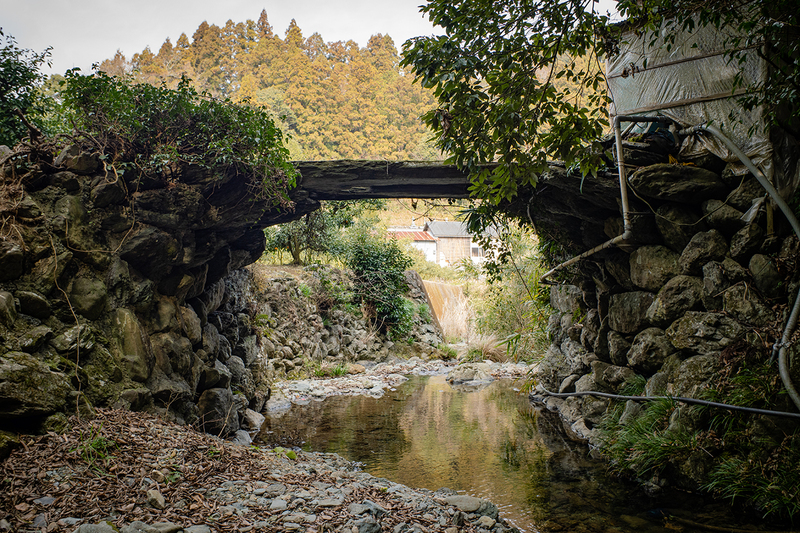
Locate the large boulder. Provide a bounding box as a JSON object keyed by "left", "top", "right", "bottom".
{"left": 54, "top": 144, "right": 99, "bottom": 174}
{"left": 645, "top": 275, "right": 704, "bottom": 327}
{"left": 68, "top": 277, "right": 107, "bottom": 320}
{"left": 701, "top": 199, "right": 744, "bottom": 236}
{"left": 590, "top": 361, "right": 635, "bottom": 391}
{"left": 119, "top": 227, "right": 183, "bottom": 280}
{"left": 197, "top": 388, "right": 238, "bottom": 437}
{"left": 723, "top": 284, "right": 773, "bottom": 327}
{"left": 0, "top": 351, "right": 71, "bottom": 419}
{"left": 666, "top": 312, "right": 745, "bottom": 354}
{"left": 608, "top": 291, "right": 655, "bottom": 334}
{"left": 180, "top": 305, "right": 203, "bottom": 345}
{"left": 654, "top": 204, "right": 706, "bottom": 252}
{"left": 730, "top": 223, "right": 765, "bottom": 261}
{"left": 629, "top": 246, "right": 680, "bottom": 291}
{"left": 678, "top": 230, "right": 728, "bottom": 275}
{"left": 151, "top": 332, "right": 195, "bottom": 377}
{"left": 550, "top": 285, "right": 584, "bottom": 313}
{"left": 233, "top": 334, "right": 258, "bottom": 366}
{"left": 561, "top": 338, "right": 593, "bottom": 375}
{"left": 725, "top": 176, "right": 766, "bottom": 211}
{"left": 749, "top": 254, "right": 781, "bottom": 299}
{"left": 627, "top": 327, "right": 677, "bottom": 375}
{"left": 16, "top": 290, "right": 50, "bottom": 319}
{"left": 702, "top": 258, "right": 748, "bottom": 310}
{"left": 605, "top": 252, "right": 636, "bottom": 290}
{"left": 111, "top": 308, "right": 153, "bottom": 382}
{"left": 0, "top": 291, "right": 17, "bottom": 327}
{"left": 607, "top": 331, "right": 632, "bottom": 367}
{"left": 669, "top": 353, "right": 721, "bottom": 397}
{"left": 0, "top": 241, "right": 24, "bottom": 282}
{"left": 628, "top": 164, "right": 728, "bottom": 203}
{"left": 198, "top": 360, "right": 232, "bottom": 391}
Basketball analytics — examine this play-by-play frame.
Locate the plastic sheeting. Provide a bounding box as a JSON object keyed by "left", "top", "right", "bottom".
{"left": 607, "top": 19, "right": 799, "bottom": 201}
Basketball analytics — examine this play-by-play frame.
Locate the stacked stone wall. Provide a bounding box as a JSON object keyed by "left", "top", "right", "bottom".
{"left": 535, "top": 157, "right": 800, "bottom": 489}
{"left": 0, "top": 144, "right": 443, "bottom": 450}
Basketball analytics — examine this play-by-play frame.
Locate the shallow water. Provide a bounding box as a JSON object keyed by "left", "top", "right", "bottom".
{"left": 259, "top": 374, "right": 763, "bottom": 532}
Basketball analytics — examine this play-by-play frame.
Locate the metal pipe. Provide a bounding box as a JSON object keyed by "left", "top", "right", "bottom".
{"left": 679, "top": 123, "right": 800, "bottom": 412}
{"left": 540, "top": 115, "right": 674, "bottom": 284}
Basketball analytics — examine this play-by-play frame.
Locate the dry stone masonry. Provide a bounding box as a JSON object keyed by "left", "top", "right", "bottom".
{"left": 0, "top": 145, "right": 444, "bottom": 453}
{"left": 531, "top": 142, "right": 800, "bottom": 491}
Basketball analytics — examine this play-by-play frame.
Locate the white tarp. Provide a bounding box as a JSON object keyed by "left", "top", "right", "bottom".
{"left": 606, "top": 19, "right": 800, "bottom": 200}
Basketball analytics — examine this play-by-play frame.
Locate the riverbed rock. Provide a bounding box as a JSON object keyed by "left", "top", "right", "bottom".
{"left": 446, "top": 364, "right": 493, "bottom": 384}
{"left": 629, "top": 246, "right": 680, "bottom": 291}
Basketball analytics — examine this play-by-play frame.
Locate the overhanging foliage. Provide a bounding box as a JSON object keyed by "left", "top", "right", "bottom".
{"left": 61, "top": 71, "right": 297, "bottom": 207}
{"left": 402, "top": 0, "right": 800, "bottom": 207}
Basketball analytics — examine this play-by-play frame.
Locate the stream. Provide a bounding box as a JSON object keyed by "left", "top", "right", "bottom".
{"left": 259, "top": 374, "right": 760, "bottom": 533}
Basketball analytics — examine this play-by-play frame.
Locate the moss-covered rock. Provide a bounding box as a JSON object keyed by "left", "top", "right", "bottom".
{"left": 111, "top": 308, "right": 152, "bottom": 383}
{"left": 0, "top": 430, "right": 20, "bottom": 460}
{"left": 0, "top": 351, "right": 72, "bottom": 419}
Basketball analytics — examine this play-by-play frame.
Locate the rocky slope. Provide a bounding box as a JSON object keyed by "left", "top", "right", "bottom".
{"left": 0, "top": 144, "right": 444, "bottom": 453}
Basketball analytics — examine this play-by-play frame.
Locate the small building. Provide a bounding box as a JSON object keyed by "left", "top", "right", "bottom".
{"left": 424, "top": 220, "right": 486, "bottom": 267}
{"left": 387, "top": 227, "right": 437, "bottom": 263}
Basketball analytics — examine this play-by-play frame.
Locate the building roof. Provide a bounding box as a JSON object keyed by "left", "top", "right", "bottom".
{"left": 424, "top": 220, "right": 471, "bottom": 238}
{"left": 387, "top": 229, "right": 436, "bottom": 242}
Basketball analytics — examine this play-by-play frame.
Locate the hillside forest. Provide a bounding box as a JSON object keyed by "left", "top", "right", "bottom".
{"left": 93, "top": 10, "right": 440, "bottom": 162}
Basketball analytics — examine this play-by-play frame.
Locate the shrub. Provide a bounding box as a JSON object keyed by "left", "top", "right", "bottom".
{"left": 60, "top": 70, "right": 296, "bottom": 206}
{"left": 341, "top": 229, "right": 413, "bottom": 339}
{"left": 0, "top": 30, "right": 51, "bottom": 147}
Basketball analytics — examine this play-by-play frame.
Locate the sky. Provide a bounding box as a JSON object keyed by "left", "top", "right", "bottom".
{"left": 2, "top": 0, "right": 620, "bottom": 77}
{"left": 1, "top": 0, "right": 439, "bottom": 75}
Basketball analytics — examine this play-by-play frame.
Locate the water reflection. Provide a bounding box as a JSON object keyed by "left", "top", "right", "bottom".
{"left": 259, "top": 375, "right": 746, "bottom": 532}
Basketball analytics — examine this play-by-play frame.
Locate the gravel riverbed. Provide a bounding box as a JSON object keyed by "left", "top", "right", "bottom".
{"left": 1, "top": 359, "right": 533, "bottom": 533}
